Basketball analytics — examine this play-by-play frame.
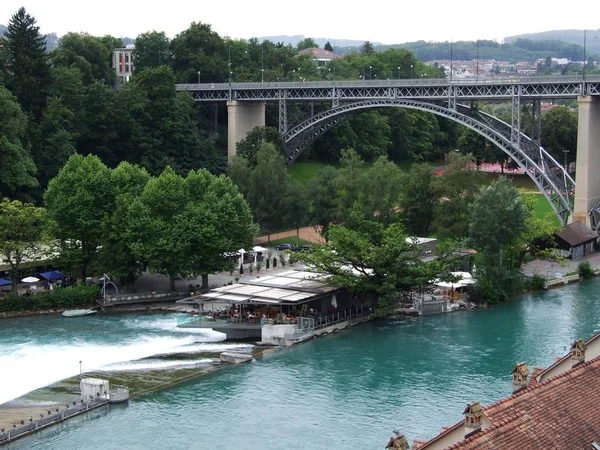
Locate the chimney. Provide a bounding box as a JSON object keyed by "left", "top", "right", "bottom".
{"left": 386, "top": 430, "right": 410, "bottom": 450}
{"left": 511, "top": 362, "right": 529, "bottom": 393}
{"left": 463, "top": 401, "right": 483, "bottom": 437}
{"left": 571, "top": 339, "right": 586, "bottom": 366}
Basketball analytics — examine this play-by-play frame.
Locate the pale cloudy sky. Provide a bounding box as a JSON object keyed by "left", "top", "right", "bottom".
{"left": 1, "top": 0, "right": 598, "bottom": 44}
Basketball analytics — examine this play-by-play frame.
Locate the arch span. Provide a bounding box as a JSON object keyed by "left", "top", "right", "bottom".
{"left": 284, "top": 99, "right": 574, "bottom": 225}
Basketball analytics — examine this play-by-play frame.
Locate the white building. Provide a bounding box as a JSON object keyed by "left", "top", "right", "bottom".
{"left": 113, "top": 45, "right": 135, "bottom": 83}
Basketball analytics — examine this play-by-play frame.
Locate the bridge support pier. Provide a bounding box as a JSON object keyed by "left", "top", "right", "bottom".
{"left": 227, "top": 101, "right": 265, "bottom": 160}
{"left": 572, "top": 96, "right": 600, "bottom": 227}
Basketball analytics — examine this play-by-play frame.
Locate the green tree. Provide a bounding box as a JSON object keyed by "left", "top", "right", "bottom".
{"left": 400, "top": 163, "right": 435, "bottom": 236}
{"left": 247, "top": 142, "right": 289, "bottom": 235}
{"left": 298, "top": 220, "right": 452, "bottom": 315}
{"left": 0, "top": 86, "right": 38, "bottom": 198}
{"left": 95, "top": 162, "right": 151, "bottom": 290}
{"left": 44, "top": 154, "right": 114, "bottom": 279}
{"left": 297, "top": 38, "right": 319, "bottom": 51}
{"left": 235, "top": 126, "right": 286, "bottom": 167}
{"left": 359, "top": 157, "right": 403, "bottom": 227}
{"left": 307, "top": 165, "right": 339, "bottom": 240}
{"left": 170, "top": 22, "right": 227, "bottom": 83}
{"left": 432, "top": 153, "right": 486, "bottom": 240}
{"left": 0, "top": 199, "right": 45, "bottom": 293}
{"left": 51, "top": 32, "right": 115, "bottom": 85}
{"left": 35, "top": 96, "right": 77, "bottom": 190}
{"left": 457, "top": 128, "right": 488, "bottom": 168}
{"left": 3, "top": 7, "right": 51, "bottom": 120}
{"left": 541, "top": 106, "right": 578, "bottom": 165}
{"left": 335, "top": 148, "right": 365, "bottom": 226}
{"left": 126, "top": 166, "right": 254, "bottom": 290}
{"left": 324, "top": 41, "right": 333, "bottom": 52}
{"left": 468, "top": 177, "right": 528, "bottom": 303}
{"left": 227, "top": 155, "right": 252, "bottom": 197}
{"left": 361, "top": 41, "right": 375, "bottom": 56}
{"left": 134, "top": 31, "right": 171, "bottom": 70}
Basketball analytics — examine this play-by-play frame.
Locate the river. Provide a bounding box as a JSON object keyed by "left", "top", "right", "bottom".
{"left": 1, "top": 279, "right": 600, "bottom": 449}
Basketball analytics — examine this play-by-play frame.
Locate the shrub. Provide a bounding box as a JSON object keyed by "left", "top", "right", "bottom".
{"left": 578, "top": 261, "right": 595, "bottom": 279}
{"left": 526, "top": 274, "right": 546, "bottom": 291}
{"left": 0, "top": 284, "right": 101, "bottom": 313}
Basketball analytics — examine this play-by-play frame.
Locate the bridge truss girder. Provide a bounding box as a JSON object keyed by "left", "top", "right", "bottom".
{"left": 283, "top": 99, "right": 575, "bottom": 226}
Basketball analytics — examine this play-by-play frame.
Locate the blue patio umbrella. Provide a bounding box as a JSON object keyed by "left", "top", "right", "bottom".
{"left": 40, "top": 270, "right": 65, "bottom": 281}
{"left": 0, "top": 278, "right": 11, "bottom": 286}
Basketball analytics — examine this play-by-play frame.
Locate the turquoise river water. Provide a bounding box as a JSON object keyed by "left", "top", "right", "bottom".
{"left": 1, "top": 278, "right": 600, "bottom": 450}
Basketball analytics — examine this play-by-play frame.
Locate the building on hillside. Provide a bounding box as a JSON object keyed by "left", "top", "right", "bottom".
{"left": 390, "top": 329, "right": 600, "bottom": 449}
{"left": 296, "top": 47, "right": 338, "bottom": 65}
{"left": 113, "top": 45, "right": 135, "bottom": 84}
{"left": 553, "top": 221, "right": 599, "bottom": 259}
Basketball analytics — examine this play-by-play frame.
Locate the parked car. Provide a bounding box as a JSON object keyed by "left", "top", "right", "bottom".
{"left": 297, "top": 245, "right": 313, "bottom": 252}
{"left": 275, "top": 243, "right": 296, "bottom": 251}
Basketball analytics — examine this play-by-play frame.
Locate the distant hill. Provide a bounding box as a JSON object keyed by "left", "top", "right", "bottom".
{"left": 505, "top": 30, "right": 600, "bottom": 59}
{"left": 375, "top": 38, "right": 588, "bottom": 63}
{"left": 257, "top": 34, "right": 378, "bottom": 49}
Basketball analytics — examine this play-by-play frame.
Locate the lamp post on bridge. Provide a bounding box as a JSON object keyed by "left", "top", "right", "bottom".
{"left": 410, "top": 64, "right": 413, "bottom": 79}
{"left": 397, "top": 66, "right": 401, "bottom": 79}
{"left": 197, "top": 70, "right": 201, "bottom": 84}
{"left": 369, "top": 65, "right": 372, "bottom": 80}
{"left": 583, "top": 29, "right": 587, "bottom": 81}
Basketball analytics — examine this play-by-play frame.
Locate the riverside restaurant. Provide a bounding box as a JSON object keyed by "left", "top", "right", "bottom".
{"left": 177, "top": 269, "right": 372, "bottom": 345}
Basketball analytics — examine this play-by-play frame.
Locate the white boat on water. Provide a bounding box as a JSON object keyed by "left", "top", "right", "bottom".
{"left": 62, "top": 309, "right": 97, "bottom": 317}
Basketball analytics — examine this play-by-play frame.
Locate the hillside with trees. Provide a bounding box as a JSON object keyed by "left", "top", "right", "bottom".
{"left": 505, "top": 29, "right": 600, "bottom": 57}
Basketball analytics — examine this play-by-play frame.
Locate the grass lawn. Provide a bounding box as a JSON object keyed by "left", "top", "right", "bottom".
{"left": 526, "top": 193, "right": 561, "bottom": 227}
{"left": 262, "top": 236, "right": 314, "bottom": 248}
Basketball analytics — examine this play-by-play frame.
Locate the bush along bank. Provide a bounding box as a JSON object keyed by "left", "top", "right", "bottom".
{"left": 0, "top": 284, "right": 100, "bottom": 314}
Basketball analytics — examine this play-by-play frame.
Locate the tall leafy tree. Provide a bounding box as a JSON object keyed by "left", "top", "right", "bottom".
{"left": 35, "top": 96, "right": 77, "bottom": 190}
{"left": 51, "top": 33, "right": 115, "bottom": 85}
{"left": 297, "top": 38, "right": 319, "bottom": 51}
{"left": 126, "top": 166, "right": 254, "bottom": 290}
{"left": 44, "top": 154, "right": 114, "bottom": 279}
{"left": 170, "top": 22, "right": 227, "bottom": 83}
{"left": 235, "top": 126, "right": 286, "bottom": 167}
{"left": 541, "top": 106, "right": 578, "bottom": 165}
{"left": 0, "top": 86, "right": 38, "bottom": 198}
{"left": 468, "top": 178, "right": 528, "bottom": 303}
{"left": 4, "top": 7, "right": 51, "bottom": 120}
{"left": 359, "top": 157, "right": 403, "bottom": 227}
{"left": 324, "top": 41, "right": 334, "bottom": 52}
{"left": 96, "top": 162, "right": 151, "bottom": 290}
{"left": 432, "top": 153, "right": 486, "bottom": 241}
{"left": 247, "top": 142, "right": 289, "bottom": 235}
{"left": 307, "top": 165, "right": 340, "bottom": 241}
{"left": 399, "top": 163, "right": 436, "bottom": 236}
{"left": 134, "top": 31, "right": 171, "bottom": 71}
{"left": 0, "top": 199, "right": 45, "bottom": 293}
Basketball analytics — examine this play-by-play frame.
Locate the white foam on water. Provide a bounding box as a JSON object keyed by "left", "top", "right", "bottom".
{"left": 0, "top": 318, "right": 251, "bottom": 404}
{"left": 102, "top": 358, "right": 215, "bottom": 372}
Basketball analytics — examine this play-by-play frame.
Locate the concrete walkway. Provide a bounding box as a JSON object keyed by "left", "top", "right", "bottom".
{"left": 522, "top": 252, "right": 600, "bottom": 279}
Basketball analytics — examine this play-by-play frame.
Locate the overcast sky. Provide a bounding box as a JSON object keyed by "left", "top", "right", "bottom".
{"left": 1, "top": 0, "right": 597, "bottom": 44}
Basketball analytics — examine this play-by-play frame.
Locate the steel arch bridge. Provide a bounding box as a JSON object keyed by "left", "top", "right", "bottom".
{"left": 283, "top": 98, "right": 575, "bottom": 225}
{"left": 177, "top": 76, "right": 600, "bottom": 227}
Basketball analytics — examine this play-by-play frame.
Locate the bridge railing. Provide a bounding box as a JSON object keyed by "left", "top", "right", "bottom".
{"left": 176, "top": 75, "right": 600, "bottom": 91}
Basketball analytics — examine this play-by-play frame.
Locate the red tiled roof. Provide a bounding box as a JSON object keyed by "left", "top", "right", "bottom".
{"left": 445, "top": 356, "right": 600, "bottom": 449}
{"left": 534, "top": 330, "right": 600, "bottom": 383}
{"left": 296, "top": 47, "right": 338, "bottom": 60}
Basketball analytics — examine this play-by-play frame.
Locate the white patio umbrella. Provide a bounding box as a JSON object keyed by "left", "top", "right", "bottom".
{"left": 22, "top": 276, "right": 40, "bottom": 283}
{"left": 238, "top": 249, "right": 246, "bottom": 267}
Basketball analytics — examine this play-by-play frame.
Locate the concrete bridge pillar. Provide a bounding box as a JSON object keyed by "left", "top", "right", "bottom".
{"left": 227, "top": 101, "right": 266, "bottom": 160}
{"left": 572, "top": 96, "right": 600, "bottom": 227}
